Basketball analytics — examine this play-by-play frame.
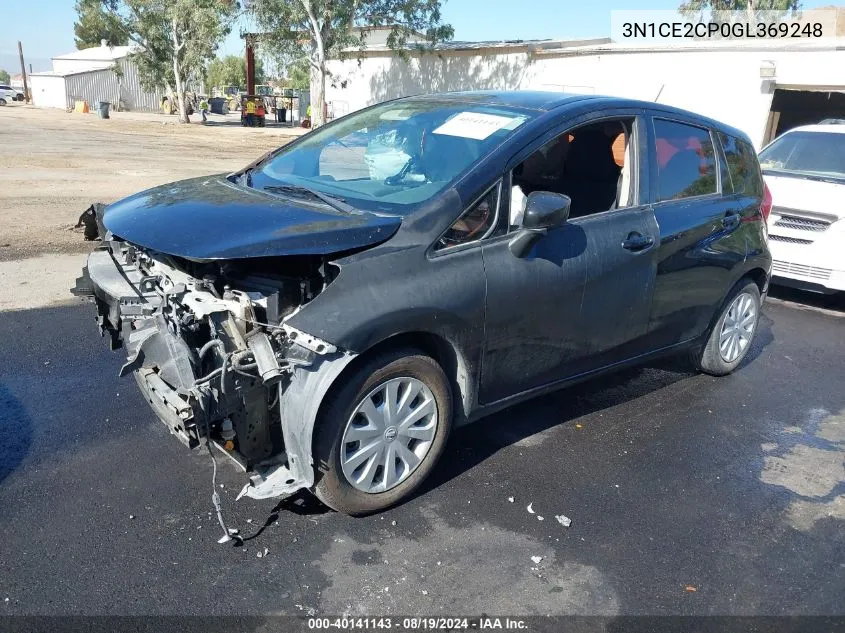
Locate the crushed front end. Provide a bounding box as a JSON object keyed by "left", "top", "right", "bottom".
{"left": 73, "top": 238, "right": 341, "bottom": 501}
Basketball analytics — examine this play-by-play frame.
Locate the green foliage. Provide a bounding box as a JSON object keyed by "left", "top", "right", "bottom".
{"left": 0, "top": 69, "right": 10, "bottom": 84}
{"left": 206, "top": 54, "right": 265, "bottom": 90}
{"left": 679, "top": 0, "right": 802, "bottom": 16}
{"left": 90, "top": 0, "right": 237, "bottom": 94}
{"left": 249, "top": 0, "right": 453, "bottom": 67}
{"left": 247, "top": 0, "right": 453, "bottom": 125}
{"left": 74, "top": 0, "right": 129, "bottom": 49}
{"left": 285, "top": 57, "right": 310, "bottom": 90}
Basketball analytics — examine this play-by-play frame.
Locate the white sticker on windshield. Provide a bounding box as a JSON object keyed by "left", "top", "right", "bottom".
{"left": 433, "top": 112, "right": 522, "bottom": 140}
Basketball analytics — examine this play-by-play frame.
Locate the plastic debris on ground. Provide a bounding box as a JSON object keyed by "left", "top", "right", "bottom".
{"left": 555, "top": 515, "right": 572, "bottom": 528}
{"left": 217, "top": 528, "right": 241, "bottom": 544}
{"left": 526, "top": 502, "right": 535, "bottom": 514}
{"left": 530, "top": 556, "right": 543, "bottom": 564}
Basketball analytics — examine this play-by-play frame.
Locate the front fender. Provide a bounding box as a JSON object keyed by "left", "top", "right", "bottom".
{"left": 240, "top": 350, "right": 358, "bottom": 500}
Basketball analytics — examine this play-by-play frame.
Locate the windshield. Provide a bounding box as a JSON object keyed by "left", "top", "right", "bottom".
{"left": 250, "top": 99, "right": 535, "bottom": 213}
{"left": 759, "top": 130, "right": 845, "bottom": 180}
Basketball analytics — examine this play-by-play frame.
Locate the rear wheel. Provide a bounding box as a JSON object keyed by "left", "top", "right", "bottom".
{"left": 694, "top": 280, "right": 761, "bottom": 376}
{"left": 0, "top": 98, "right": 7, "bottom": 106}
{"left": 313, "top": 349, "right": 452, "bottom": 515}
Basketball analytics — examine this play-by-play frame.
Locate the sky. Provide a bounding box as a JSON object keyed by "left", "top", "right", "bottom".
{"left": 0, "top": 0, "right": 835, "bottom": 74}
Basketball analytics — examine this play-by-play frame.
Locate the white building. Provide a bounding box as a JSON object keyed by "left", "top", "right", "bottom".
{"left": 29, "top": 42, "right": 164, "bottom": 112}
{"left": 325, "top": 36, "right": 845, "bottom": 148}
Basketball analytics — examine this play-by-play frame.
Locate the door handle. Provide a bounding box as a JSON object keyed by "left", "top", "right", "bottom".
{"left": 622, "top": 232, "right": 655, "bottom": 252}
{"left": 722, "top": 211, "right": 741, "bottom": 229}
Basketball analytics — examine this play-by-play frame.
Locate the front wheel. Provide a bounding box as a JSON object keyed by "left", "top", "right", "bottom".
{"left": 694, "top": 280, "right": 761, "bottom": 376}
{"left": 313, "top": 349, "right": 452, "bottom": 515}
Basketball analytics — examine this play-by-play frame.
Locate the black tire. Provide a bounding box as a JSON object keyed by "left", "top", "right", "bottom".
{"left": 0, "top": 98, "right": 6, "bottom": 106}
{"left": 693, "top": 279, "right": 761, "bottom": 376}
{"left": 312, "top": 348, "right": 452, "bottom": 516}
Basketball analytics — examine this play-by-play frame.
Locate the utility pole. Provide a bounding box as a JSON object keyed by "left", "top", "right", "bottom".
{"left": 18, "top": 41, "right": 29, "bottom": 104}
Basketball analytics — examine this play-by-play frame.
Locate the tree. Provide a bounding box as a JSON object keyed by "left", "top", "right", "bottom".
{"left": 285, "top": 57, "right": 310, "bottom": 90}
{"left": 110, "top": 61, "right": 124, "bottom": 111}
{"left": 248, "top": 0, "right": 453, "bottom": 127}
{"left": 206, "top": 54, "right": 265, "bottom": 90}
{"left": 90, "top": 0, "right": 237, "bottom": 123}
{"left": 679, "top": 0, "right": 801, "bottom": 22}
{"left": 0, "top": 69, "right": 10, "bottom": 84}
{"left": 74, "top": 0, "right": 129, "bottom": 49}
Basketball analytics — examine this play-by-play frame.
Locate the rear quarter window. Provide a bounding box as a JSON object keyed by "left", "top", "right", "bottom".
{"left": 719, "top": 132, "right": 763, "bottom": 196}
{"left": 653, "top": 118, "right": 718, "bottom": 202}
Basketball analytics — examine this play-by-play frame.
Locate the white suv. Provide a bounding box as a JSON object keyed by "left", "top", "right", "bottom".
{"left": 0, "top": 84, "right": 23, "bottom": 105}
{"left": 760, "top": 121, "right": 845, "bottom": 293}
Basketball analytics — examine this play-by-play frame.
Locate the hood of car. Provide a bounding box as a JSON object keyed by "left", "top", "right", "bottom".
{"left": 763, "top": 171, "right": 845, "bottom": 222}
{"left": 103, "top": 175, "right": 401, "bottom": 260}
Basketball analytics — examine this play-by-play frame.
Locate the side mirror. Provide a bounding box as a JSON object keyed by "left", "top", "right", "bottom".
{"left": 522, "top": 191, "right": 571, "bottom": 229}
{"left": 509, "top": 191, "right": 571, "bottom": 257}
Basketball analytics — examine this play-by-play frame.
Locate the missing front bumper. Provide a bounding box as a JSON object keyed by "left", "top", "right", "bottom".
{"left": 72, "top": 240, "right": 350, "bottom": 502}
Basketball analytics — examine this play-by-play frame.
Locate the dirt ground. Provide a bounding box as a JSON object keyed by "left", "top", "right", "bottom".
{"left": 0, "top": 104, "right": 297, "bottom": 263}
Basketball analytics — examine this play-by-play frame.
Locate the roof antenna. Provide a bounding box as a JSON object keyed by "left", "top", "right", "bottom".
{"left": 654, "top": 84, "right": 665, "bottom": 103}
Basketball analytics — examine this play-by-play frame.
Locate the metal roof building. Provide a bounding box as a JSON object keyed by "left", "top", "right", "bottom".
{"left": 29, "top": 42, "right": 164, "bottom": 112}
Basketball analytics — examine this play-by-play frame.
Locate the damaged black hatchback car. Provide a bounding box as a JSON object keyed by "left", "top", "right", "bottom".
{"left": 74, "top": 91, "right": 772, "bottom": 515}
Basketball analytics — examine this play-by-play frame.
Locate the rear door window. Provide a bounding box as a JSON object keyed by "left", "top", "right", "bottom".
{"left": 719, "top": 133, "right": 763, "bottom": 196}
{"left": 653, "top": 119, "right": 718, "bottom": 202}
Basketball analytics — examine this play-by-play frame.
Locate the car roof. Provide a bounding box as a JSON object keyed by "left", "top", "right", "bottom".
{"left": 404, "top": 90, "right": 600, "bottom": 111}
{"left": 777, "top": 123, "right": 845, "bottom": 135}
{"left": 398, "top": 91, "right": 751, "bottom": 142}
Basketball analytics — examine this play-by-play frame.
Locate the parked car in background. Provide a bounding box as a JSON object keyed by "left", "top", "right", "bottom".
{"left": 0, "top": 84, "right": 23, "bottom": 105}
{"left": 73, "top": 92, "right": 771, "bottom": 515}
{"left": 759, "top": 121, "right": 845, "bottom": 293}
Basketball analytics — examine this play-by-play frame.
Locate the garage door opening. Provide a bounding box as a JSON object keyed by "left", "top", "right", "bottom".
{"left": 763, "top": 88, "right": 845, "bottom": 145}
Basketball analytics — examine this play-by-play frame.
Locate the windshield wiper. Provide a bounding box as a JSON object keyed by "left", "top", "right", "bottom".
{"left": 263, "top": 184, "right": 355, "bottom": 213}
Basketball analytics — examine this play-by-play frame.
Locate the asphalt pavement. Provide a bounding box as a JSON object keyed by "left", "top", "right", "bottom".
{"left": 0, "top": 290, "right": 843, "bottom": 619}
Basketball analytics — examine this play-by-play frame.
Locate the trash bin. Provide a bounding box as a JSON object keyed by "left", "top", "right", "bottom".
{"left": 209, "top": 97, "right": 227, "bottom": 115}
{"left": 95, "top": 101, "right": 110, "bottom": 119}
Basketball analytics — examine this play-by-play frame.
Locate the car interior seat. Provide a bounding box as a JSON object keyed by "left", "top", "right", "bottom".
{"left": 421, "top": 133, "right": 481, "bottom": 182}
{"left": 558, "top": 127, "right": 622, "bottom": 218}
{"left": 514, "top": 135, "right": 570, "bottom": 194}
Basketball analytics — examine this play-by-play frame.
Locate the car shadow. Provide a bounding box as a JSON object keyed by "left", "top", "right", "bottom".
{"left": 419, "top": 362, "right": 694, "bottom": 499}
{"left": 417, "top": 315, "right": 775, "bottom": 503}
{"left": 767, "top": 285, "right": 845, "bottom": 314}
{"left": 258, "top": 309, "right": 775, "bottom": 517}
{"left": 0, "top": 383, "right": 32, "bottom": 485}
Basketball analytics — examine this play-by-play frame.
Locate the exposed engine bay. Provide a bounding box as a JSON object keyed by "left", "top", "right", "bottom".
{"left": 73, "top": 236, "right": 351, "bottom": 512}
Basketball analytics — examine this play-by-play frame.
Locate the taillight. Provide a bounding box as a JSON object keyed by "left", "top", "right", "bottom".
{"left": 761, "top": 182, "right": 773, "bottom": 221}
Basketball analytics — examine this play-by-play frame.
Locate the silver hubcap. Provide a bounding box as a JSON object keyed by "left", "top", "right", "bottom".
{"left": 719, "top": 292, "right": 757, "bottom": 363}
{"left": 340, "top": 377, "right": 438, "bottom": 493}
